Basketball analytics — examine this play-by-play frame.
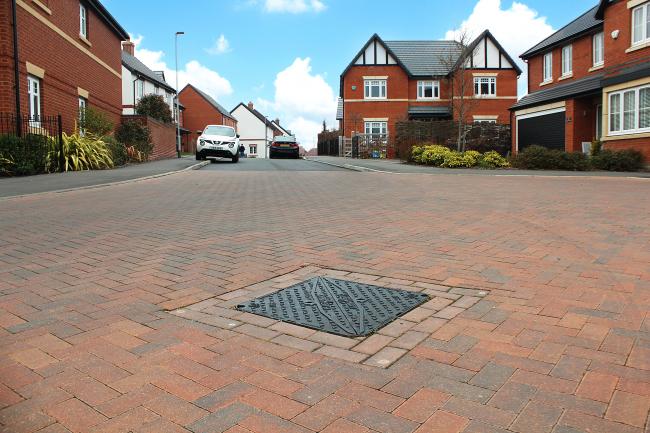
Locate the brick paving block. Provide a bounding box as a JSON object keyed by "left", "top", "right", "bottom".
{"left": 151, "top": 372, "right": 212, "bottom": 401}
{"left": 530, "top": 342, "right": 567, "bottom": 364}
{"left": 488, "top": 381, "right": 537, "bottom": 413}
{"left": 393, "top": 388, "right": 451, "bottom": 423}
{"left": 443, "top": 396, "right": 516, "bottom": 428}
{"left": 238, "top": 412, "right": 312, "bottom": 433}
{"left": 462, "top": 420, "right": 511, "bottom": 433}
{"left": 550, "top": 355, "right": 590, "bottom": 381}
{"left": 309, "top": 331, "right": 359, "bottom": 349}
{"left": 88, "top": 406, "right": 160, "bottom": 433}
{"left": 414, "top": 409, "right": 469, "bottom": 433}
{"left": 377, "top": 319, "right": 417, "bottom": 338}
{"left": 336, "top": 382, "right": 405, "bottom": 412}
{"left": 469, "top": 362, "right": 515, "bottom": 391}
{"left": 347, "top": 406, "right": 419, "bottom": 433}
{"left": 510, "top": 400, "right": 563, "bottom": 433}
{"left": 137, "top": 417, "right": 193, "bottom": 433}
{"left": 315, "top": 345, "right": 368, "bottom": 363}
{"left": 392, "top": 331, "right": 429, "bottom": 350}
{"left": 510, "top": 370, "right": 577, "bottom": 394}
{"left": 605, "top": 390, "right": 650, "bottom": 428}
{"left": 626, "top": 346, "right": 650, "bottom": 371}
{"left": 45, "top": 398, "right": 108, "bottom": 433}
{"left": 60, "top": 375, "right": 120, "bottom": 407}
{"left": 270, "top": 322, "right": 317, "bottom": 339}
{"left": 0, "top": 383, "right": 22, "bottom": 409}
{"left": 188, "top": 402, "right": 258, "bottom": 433}
{"left": 353, "top": 334, "right": 395, "bottom": 355}
{"left": 244, "top": 370, "right": 304, "bottom": 397}
{"left": 198, "top": 364, "right": 256, "bottom": 390}
{"left": 558, "top": 409, "right": 640, "bottom": 433}
{"left": 616, "top": 378, "right": 650, "bottom": 397}
{"left": 411, "top": 346, "right": 460, "bottom": 364}
{"left": 422, "top": 297, "right": 455, "bottom": 311}
{"left": 321, "top": 418, "right": 371, "bottom": 433}
{"left": 143, "top": 392, "right": 208, "bottom": 426}
{"left": 291, "top": 375, "right": 349, "bottom": 406}
{"left": 27, "top": 333, "right": 72, "bottom": 353}
{"left": 363, "top": 347, "right": 407, "bottom": 368}
{"left": 451, "top": 296, "right": 480, "bottom": 309}
{"left": 96, "top": 384, "right": 164, "bottom": 418}
{"left": 513, "top": 329, "right": 545, "bottom": 349}
{"left": 492, "top": 353, "right": 553, "bottom": 375}
{"left": 402, "top": 307, "right": 436, "bottom": 323}
{"left": 575, "top": 371, "right": 618, "bottom": 403}
{"left": 10, "top": 348, "right": 58, "bottom": 370}
{"left": 413, "top": 318, "right": 448, "bottom": 333}
{"left": 284, "top": 351, "right": 323, "bottom": 367}
{"left": 240, "top": 387, "right": 309, "bottom": 419}
{"left": 314, "top": 394, "right": 361, "bottom": 417}
{"left": 291, "top": 406, "right": 339, "bottom": 431}
{"left": 434, "top": 306, "right": 465, "bottom": 320}
{"left": 101, "top": 331, "right": 147, "bottom": 350}
{"left": 600, "top": 333, "right": 634, "bottom": 356}
{"left": 532, "top": 389, "right": 606, "bottom": 417}
{"left": 194, "top": 382, "right": 256, "bottom": 411}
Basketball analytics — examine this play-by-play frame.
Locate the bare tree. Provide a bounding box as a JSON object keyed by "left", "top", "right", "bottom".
{"left": 440, "top": 30, "right": 478, "bottom": 152}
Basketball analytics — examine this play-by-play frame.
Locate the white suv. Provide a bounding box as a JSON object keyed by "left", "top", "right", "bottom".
{"left": 196, "top": 125, "right": 240, "bottom": 163}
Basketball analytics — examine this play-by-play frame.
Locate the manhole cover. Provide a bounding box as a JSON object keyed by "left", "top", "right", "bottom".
{"left": 236, "top": 276, "right": 430, "bottom": 337}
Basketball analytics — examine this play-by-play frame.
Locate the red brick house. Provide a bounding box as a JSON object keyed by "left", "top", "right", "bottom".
{"left": 178, "top": 84, "right": 237, "bottom": 153}
{"left": 337, "top": 31, "right": 521, "bottom": 140}
{"left": 1, "top": 0, "right": 129, "bottom": 132}
{"left": 511, "top": 0, "right": 650, "bottom": 159}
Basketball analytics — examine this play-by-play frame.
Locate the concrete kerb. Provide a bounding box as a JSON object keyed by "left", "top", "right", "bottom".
{"left": 0, "top": 160, "right": 210, "bottom": 201}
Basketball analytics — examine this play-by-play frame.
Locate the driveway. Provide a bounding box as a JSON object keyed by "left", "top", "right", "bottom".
{"left": 202, "top": 157, "right": 345, "bottom": 171}
{"left": 0, "top": 168, "right": 649, "bottom": 433}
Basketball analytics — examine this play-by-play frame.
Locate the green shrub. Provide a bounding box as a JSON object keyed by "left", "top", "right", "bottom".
{"left": 512, "top": 145, "right": 590, "bottom": 171}
{"left": 410, "top": 145, "right": 425, "bottom": 163}
{"left": 136, "top": 94, "right": 173, "bottom": 123}
{"left": 116, "top": 121, "right": 153, "bottom": 161}
{"left": 591, "top": 149, "right": 644, "bottom": 171}
{"left": 441, "top": 151, "right": 466, "bottom": 168}
{"left": 79, "top": 107, "right": 114, "bottom": 136}
{"left": 420, "top": 145, "right": 451, "bottom": 166}
{"left": 59, "top": 132, "right": 113, "bottom": 171}
{"left": 480, "top": 150, "right": 510, "bottom": 168}
{"left": 0, "top": 133, "right": 54, "bottom": 176}
{"left": 104, "top": 136, "right": 128, "bottom": 166}
{"left": 462, "top": 150, "right": 482, "bottom": 167}
{"left": 590, "top": 139, "right": 603, "bottom": 156}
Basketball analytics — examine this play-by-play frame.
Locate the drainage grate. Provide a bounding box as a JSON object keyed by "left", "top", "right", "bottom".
{"left": 236, "top": 276, "right": 430, "bottom": 337}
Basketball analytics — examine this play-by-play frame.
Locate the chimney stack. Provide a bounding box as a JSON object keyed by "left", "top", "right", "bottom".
{"left": 122, "top": 41, "right": 135, "bottom": 56}
{"left": 275, "top": 118, "right": 280, "bottom": 125}
{"left": 247, "top": 101, "right": 254, "bottom": 110}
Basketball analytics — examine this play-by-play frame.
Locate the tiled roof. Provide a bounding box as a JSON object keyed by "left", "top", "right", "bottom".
{"left": 122, "top": 51, "right": 176, "bottom": 93}
{"left": 511, "top": 74, "right": 603, "bottom": 110}
{"left": 384, "top": 40, "right": 462, "bottom": 76}
{"left": 184, "top": 85, "right": 234, "bottom": 119}
{"left": 521, "top": 4, "right": 602, "bottom": 59}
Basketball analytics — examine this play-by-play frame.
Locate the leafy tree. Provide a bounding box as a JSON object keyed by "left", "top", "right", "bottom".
{"left": 79, "top": 107, "right": 114, "bottom": 136}
{"left": 136, "top": 94, "right": 173, "bottom": 123}
{"left": 116, "top": 120, "right": 153, "bottom": 160}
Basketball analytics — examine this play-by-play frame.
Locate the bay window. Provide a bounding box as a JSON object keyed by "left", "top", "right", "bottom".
{"left": 632, "top": 2, "right": 650, "bottom": 45}
{"left": 474, "top": 77, "right": 496, "bottom": 97}
{"left": 417, "top": 80, "right": 440, "bottom": 99}
{"left": 608, "top": 85, "right": 650, "bottom": 134}
{"left": 561, "top": 45, "right": 572, "bottom": 76}
{"left": 364, "top": 80, "right": 386, "bottom": 99}
{"left": 543, "top": 52, "right": 553, "bottom": 82}
{"left": 593, "top": 32, "right": 604, "bottom": 67}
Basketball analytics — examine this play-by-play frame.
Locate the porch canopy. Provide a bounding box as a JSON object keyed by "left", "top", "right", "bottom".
{"left": 408, "top": 106, "right": 451, "bottom": 120}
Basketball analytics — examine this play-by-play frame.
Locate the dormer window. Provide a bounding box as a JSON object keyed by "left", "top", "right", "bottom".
{"left": 80, "top": 3, "right": 87, "bottom": 38}
{"left": 632, "top": 2, "right": 650, "bottom": 46}
{"left": 543, "top": 52, "right": 553, "bottom": 82}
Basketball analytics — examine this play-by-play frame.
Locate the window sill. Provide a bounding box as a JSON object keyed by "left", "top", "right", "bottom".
{"left": 539, "top": 80, "right": 554, "bottom": 87}
{"left": 79, "top": 35, "right": 92, "bottom": 47}
{"left": 474, "top": 95, "right": 497, "bottom": 99}
{"left": 32, "top": 0, "right": 52, "bottom": 15}
{"left": 558, "top": 73, "right": 573, "bottom": 81}
{"left": 416, "top": 98, "right": 441, "bottom": 101}
{"left": 363, "top": 98, "right": 388, "bottom": 101}
{"left": 626, "top": 41, "right": 650, "bottom": 53}
{"left": 589, "top": 64, "right": 604, "bottom": 72}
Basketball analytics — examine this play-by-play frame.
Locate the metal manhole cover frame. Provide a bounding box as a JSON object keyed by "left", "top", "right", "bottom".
{"left": 235, "top": 276, "right": 430, "bottom": 337}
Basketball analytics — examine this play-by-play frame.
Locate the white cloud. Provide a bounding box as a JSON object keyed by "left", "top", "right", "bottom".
{"left": 445, "top": 0, "right": 555, "bottom": 96}
{"left": 264, "top": 0, "right": 325, "bottom": 13}
{"left": 132, "top": 35, "right": 233, "bottom": 100}
{"left": 259, "top": 57, "right": 337, "bottom": 149}
{"left": 206, "top": 34, "right": 231, "bottom": 55}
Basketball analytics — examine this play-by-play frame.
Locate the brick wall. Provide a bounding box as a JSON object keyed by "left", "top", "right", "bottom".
{"left": 178, "top": 86, "right": 236, "bottom": 153}
{"left": 603, "top": 0, "right": 650, "bottom": 67}
{"left": 0, "top": 0, "right": 124, "bottom": 133}
{"left": 121, "top": 115, "right": 177, "bottom": 161}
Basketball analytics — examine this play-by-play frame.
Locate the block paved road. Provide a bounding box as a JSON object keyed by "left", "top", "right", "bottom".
{"left": 201, "top": 157, "right": 346, "bottom": 171}
{"left": 0, "top": 167, "right": 649, "bottom": 433}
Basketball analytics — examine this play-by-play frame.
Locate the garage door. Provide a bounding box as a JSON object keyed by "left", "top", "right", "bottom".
{"left": 517, "top": 110, "right": 565, "bottom": 151}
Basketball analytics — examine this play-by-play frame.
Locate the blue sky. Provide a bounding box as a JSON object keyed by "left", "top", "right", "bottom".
{"left": 104, "top": 0, "right": 597, "bottom": 147}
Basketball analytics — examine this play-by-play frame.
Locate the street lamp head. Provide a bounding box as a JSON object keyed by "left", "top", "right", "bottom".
{"left": 176, "top": 31, "right": 185, "bottom": 35}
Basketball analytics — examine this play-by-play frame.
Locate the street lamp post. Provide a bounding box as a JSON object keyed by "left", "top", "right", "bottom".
{"left": 175, "top": 31, "right": 184, "bottom": 158}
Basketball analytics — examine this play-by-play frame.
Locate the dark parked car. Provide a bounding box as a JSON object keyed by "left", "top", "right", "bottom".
{"left": 270, "top": 135, "right": 299, "bottom": 159}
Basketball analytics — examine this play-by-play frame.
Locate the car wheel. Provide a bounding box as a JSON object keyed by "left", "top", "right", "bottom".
{"left": 232, "top": 153, "right": 239, "bottom": 163}
{"left": 195, "top": 152, "right": 203, "bottom": 160}
{"left": 210, "top": 158, "right": 217, "bottom": 163}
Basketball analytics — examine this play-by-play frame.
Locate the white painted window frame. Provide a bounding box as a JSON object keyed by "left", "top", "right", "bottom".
{"left": 593, "top": 32, "right": 604, "bottom": 67}
{"left": 364, "top": 79, "right": 387, "bottom": 100}
{"left": 417, "top": 80, "right": 440, "bottom": 100}
{"left": 561, "top": 45, "right": 572, "bottom": 76}
{"left": 608, "top": 84, "right": 650, "bottom": 135}
{"left": 27, "top": 75, "right": 41, "bottom": 122}
{"left": 543, "top": 52, "right": 553, "bottom": 82}
{"left": 632, "top": 2, "right": 650, "bottom": 46}
{"left": 473, "top": 76, "right": 496, "bottom": 97}
{"left": 364, "top": 121, "right": 387, "bottom": 136}
{"left": 80, "top": 3, "right": 87, "bottom": 38}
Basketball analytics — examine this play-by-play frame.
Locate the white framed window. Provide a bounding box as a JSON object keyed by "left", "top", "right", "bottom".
{"left": 561, "top": 45, "right": 572, "bottom": 76}
{"left": 608, "top": 84, "right": 650, "bottom": 134}
{"left": 417, "top": 80, "right": 440, "bottom": 100}
{"left": 593, "top": 32, "right": 604, "bottom": 67}
{"left": 632, "top": 2, "right": 650, "bottom": 45}
{"left": 135, "top": 79, "right": 144, "bottom": 101}
{"left": 364, "top": 121, "right": 387, "bottom": 136}
{"left": 78, "top": 96, "right": 87, "bottom": 134}
{"left": 80, "top": 3, "right": 87, "bottom": 38}
{"left": 543, "top": 52, "right": 553, "bottom": 82}
{"left": 364, "top": 80, "right": 386, "bottom": 99}
{"left": 476, "top": 119, "right": 497, "bottom": 124}
{"left": 27, "top": 75, "right": 41, "bottom": 121}
{"left": 249, "top": 144, "right": 257, "bottom": 154}
{"left": 474, "top": 77, "right": 496, "bottom": 97}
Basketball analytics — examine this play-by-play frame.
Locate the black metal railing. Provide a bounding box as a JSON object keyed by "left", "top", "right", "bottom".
{"left": 0, "top": 113, "right": 63, "bottom": 175}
